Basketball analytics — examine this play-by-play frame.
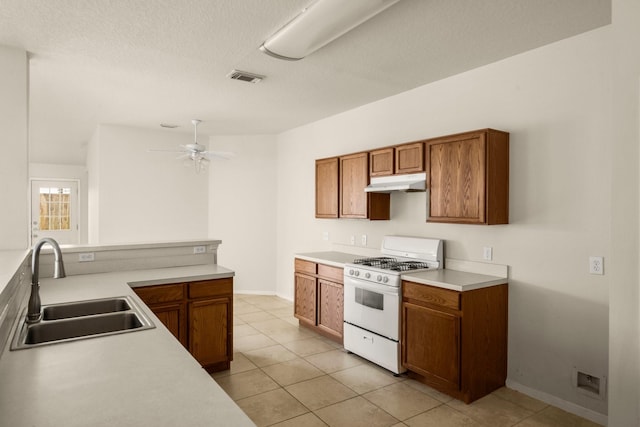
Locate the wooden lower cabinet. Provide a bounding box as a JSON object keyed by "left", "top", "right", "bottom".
{"left": 403, "top": 302, "right": 460, "bottom": 391}
{"left": 151, "top": 302, "right": 187, "bottom": 347}
{"left": 317, "top": 279, "right": 344, "bottom": 341}
{"left": 133, "top": 277, "right": 233, "bottom": 373}
{"left": 294, "top": 272, "right": 317, "bottom": 327}
{"left": 294, "top": 258, "right": 344, "bottom": 344}
{"left": 402, "top": 280, "right": 508, "bottom": 403}
{"left": 189, "top": 297, "right": 231, "bottom": 370}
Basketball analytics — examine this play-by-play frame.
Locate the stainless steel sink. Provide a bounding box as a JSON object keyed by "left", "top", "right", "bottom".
{"left": 43, "top": 297, "right": 131, "bottom": 320}
{"left": 11, "top": 296, "right": 154, "bottom": 350}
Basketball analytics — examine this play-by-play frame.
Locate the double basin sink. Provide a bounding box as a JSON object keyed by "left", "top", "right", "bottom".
{"left": 11, "top": 296, "right": 155, "bottom": 350}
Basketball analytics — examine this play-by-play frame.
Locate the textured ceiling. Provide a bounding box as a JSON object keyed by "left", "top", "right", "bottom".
{"left": 0, "top": 0, "right": 610, "bottom": 165}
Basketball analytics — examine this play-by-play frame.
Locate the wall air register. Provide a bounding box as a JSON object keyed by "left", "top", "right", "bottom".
{"left": 226, "top": 70, "right": 265, "bottom": 83}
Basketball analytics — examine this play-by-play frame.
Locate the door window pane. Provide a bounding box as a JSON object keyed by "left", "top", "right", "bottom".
{"left": 39, "top": 187, "right": 71, "bottom": 230}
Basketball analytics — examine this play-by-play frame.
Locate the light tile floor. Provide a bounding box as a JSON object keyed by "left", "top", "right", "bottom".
{"left": 213, "top": 294, "right": 602, "bottom": 427}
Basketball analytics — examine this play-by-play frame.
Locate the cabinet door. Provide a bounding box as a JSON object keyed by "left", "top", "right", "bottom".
{"left": 427, "top": 134, "right": 486, "bottom": 223}
{"left": 150, "top": 302, "right": 187, "bottom": 347}
{"left": 189, "top": 297, "right": 230, "bottom": 367}
{"left": 317, "top": 279, "right": 343, "bottom": 340}
{"left": 370, "top": 148, "right": 394, "bottom": 177}
{"left": 340, "top": 152, "right": 369, "bottom": 218}
{"left": 402, "top": 302, "right": 460, "bottom": 391}
{"left": 316, "top": 157, "right": 339, "bottom": 218}
{"left": 294, "top": 273, "right": 317, "bottom": 326}
{"left": 396, "top": 142, "right": 424, "bottom": 174}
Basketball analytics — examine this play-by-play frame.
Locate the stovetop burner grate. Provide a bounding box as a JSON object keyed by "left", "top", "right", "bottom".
{"left": 352, "top": 257, "right": 431, "bottom": 272}
{"left": 353, "top": 257, "right": 397, "bottom": 267}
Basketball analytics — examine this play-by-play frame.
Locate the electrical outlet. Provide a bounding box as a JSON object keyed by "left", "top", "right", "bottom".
{"left": 78, "top": 252, "right": 95, "bottom": 262}
{"left": 193, "top": 246, "right": 206, "bottom": 254}
{"left": 483, "top": 247, "right": 493, "bottom": 261}
{"left": 589, "top": 256, "right": 604, "bottom": 275}
{"left": 361, "top": 235, "right": 367, "bottom": 246}
{"left": 322, "top": 231, "right": 329, "bottom": 241}
{"left": 350, "top": 235, "right": 356, "bottom": 245}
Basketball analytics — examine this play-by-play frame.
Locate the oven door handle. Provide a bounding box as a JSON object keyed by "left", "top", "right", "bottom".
{"left": 343, "top": 277, "right": 400, "bottom": 296}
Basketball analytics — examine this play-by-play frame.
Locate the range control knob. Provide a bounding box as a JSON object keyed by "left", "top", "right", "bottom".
{"left": 354, "top": 270, "right": 360, "bottom": 277}
{"left": 365, "top": 272, "right": 371, "bottom": 279}
{"left": 376, "top": 275, "right": 382, "bottom": 282}
{"left": 382, "top": 276, "right": 389, "bottom": 283}
{"left": 349, "top": 269, "right": 355, "bottom": 276}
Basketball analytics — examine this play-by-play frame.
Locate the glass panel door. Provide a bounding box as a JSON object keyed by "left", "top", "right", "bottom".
{"left": 31, "top": 179, "right": 79, "bottom": 245}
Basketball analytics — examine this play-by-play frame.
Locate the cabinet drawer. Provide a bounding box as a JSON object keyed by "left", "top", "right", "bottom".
{"left": 188, "top": 278, "right": 233, "bottom": 299}
{"left": 402, "top": 281, "right": 460, "bottom": 310}
{"left": 317, "top": 263, "right": 343, "bottom": 283}
{"left": 134, "top": 283, "right": 184, "bottom": 304}
{"left": 295, "top": 259, "right": 317, "bottom": 275}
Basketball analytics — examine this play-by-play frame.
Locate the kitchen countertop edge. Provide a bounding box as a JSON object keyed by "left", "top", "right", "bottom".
{"left": 295, "top": 252, "right": 507, "bottom": 291}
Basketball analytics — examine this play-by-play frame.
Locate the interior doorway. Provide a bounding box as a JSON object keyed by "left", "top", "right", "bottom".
{"left": 30, "top": 179, "right": 80, "bottom": 246}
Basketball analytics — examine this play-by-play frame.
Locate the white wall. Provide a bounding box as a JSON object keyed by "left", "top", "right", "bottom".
{"left": 276, "top": 28, "right": 611, "bottom": 419}
{"left": 29, "top": 163, "right": 89, "bottom": 244}
{"left": 208, "top": 134, "right": 277, "bottom": 294}
{"left": 609, "top": 0, "right": 640, "bottom": 425}
{"left": 0, "top": 45, "right": 28, "bottom": 250}
{"left": 86, "top": 124, "right": 209, "bottom": 244}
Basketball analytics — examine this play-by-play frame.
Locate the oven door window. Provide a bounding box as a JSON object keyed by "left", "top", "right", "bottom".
{"left": 355, "top": 287, "right": 384, "bottom": 310}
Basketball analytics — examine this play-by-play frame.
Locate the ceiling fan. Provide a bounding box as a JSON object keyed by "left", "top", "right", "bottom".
{"left": 149, "top": 119, "right": 235, "bottom": 173}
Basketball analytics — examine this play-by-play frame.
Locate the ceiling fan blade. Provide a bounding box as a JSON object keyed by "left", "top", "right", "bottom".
{"left": 202, "top": 150, "right": 236, "bottom": 160}
{"left": 148, "top": 148, "right": 186, "bottom": 153}
{"left": 176, "top": 153, "right": 191, "bottom": 160}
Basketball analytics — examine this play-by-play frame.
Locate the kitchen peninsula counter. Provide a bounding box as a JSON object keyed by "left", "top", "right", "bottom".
{"left": 0, "top": 264, "right": 254, "bottom": 427}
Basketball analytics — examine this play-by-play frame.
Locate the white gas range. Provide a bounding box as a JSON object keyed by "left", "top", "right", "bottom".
{"left": 343, "top": 236, "right": 444, "bottom": 374}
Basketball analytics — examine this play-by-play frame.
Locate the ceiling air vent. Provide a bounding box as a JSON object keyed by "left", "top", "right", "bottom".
{"left": 227, "top": 69, "right": 265, "bottom": 83}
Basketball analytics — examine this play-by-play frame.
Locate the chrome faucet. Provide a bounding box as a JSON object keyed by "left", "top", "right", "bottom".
{"left": 27, "top": 238, "right": 66, "bottom": 324}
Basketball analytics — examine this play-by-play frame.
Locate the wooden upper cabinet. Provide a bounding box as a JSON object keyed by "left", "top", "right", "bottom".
{"left": 369, "top": 142, "right": 424, "bottom": 177}
{"left": 426, "top": 129, "right": 509, "bottom": 225}
{"left": 340, "top": 152, "right": 390, "bottom": 220}
{"left": 315, "top": 157, "right": 339, "bottom": 218}
{"left": 370, "top": 147, "right": 394, "bottom": 177}
{"left": 395, "top": 142, "right": 424, "bottom": 174}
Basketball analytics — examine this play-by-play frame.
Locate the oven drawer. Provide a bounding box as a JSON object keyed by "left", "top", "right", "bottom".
{"left": 344, "top": 322, "right": 405, "bottom": 374}
{"left": 402, "top": 281, "right": 460, "bottom": 310}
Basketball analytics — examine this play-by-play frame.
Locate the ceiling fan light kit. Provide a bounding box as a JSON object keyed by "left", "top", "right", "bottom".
{"left": 260, "top": 0, "right": 401, "bottom": 61}
{"left": 149, "top": 119, "right": 235, "bottom": 173}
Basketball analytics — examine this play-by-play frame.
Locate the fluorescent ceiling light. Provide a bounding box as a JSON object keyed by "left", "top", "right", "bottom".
{"left": 260, "top": 0, "right": 401, "bottom": 61}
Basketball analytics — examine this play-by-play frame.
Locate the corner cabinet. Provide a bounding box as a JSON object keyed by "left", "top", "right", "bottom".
{"left": 401, "top": 281, "right": 508, "bottom": 403}
{"left": 340, "top": 152, "right": 390, "bottom": 220}
{"left": 134, "top": 278, "right": 233, "bottom": 373}
{"left": 426, "top": 129, "right": 509, "bottom": 224}
{"left": 294, "top": 258, "right": 344, "bottom": 343}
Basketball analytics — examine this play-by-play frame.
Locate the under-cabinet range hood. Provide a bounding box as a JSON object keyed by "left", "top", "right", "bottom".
{"left": 364, "top": 172, "right": 426, "bottom": 193}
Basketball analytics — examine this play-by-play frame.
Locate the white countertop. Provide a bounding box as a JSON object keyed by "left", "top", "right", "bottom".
{"left": 401, "top": 269, "right": 507, "bottom": 292}
{"left": 295, "top": 251, "right": 507, "bottom": 291}
{"left": 0, "top": 264, "right": 254, "bottom": 427}
{"left": 295, "top": 251, "right": 360, "bottom": 268}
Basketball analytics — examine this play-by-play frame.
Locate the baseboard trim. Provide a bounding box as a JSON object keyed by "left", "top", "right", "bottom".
{"left": 506, "top": 379, "right": 608, "bottom": 426}
{"left": 233, "top": 290, "right": 275, "bottom": 296}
